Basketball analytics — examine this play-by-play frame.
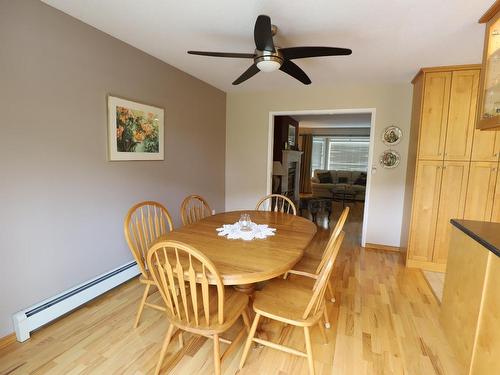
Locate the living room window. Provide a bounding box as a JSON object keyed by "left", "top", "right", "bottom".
{"left": 311, "top": 136, "right": 369, "bottom": 175}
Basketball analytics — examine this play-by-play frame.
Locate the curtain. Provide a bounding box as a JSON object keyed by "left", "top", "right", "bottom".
{"left": 300, "top": 134, "right": 313, "bottom": 194}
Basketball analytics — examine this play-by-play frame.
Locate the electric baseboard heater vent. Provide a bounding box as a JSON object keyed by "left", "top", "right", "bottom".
{"left": 12, "top": 261, "right": 139, "bottom": 342}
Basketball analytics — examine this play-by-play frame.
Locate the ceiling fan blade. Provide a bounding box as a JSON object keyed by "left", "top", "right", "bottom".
{"left": 232, "top": 64, "right": 260, "bottom": 85}
{"left": 188, "top": 51, "right": 255, "bottom": 58}
{"left": 254, "top": 15, "right": 275, "bottom": 52}
{"left": 279, "top": 46, "right": 352, "bottom": 60}
{"left": 279, "top": 60, "right": 311, "bottom": 85}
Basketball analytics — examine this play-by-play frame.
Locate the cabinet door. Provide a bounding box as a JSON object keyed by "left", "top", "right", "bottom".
{"left": 444, "top": 70, "right": 480, "bottom": 160}
{"left": 418, "top": 72, "right": 452, "bottom": 160}
{"left": 490, "top": 167, "right": 500, "bottom": 223}
{"left": 471, "top": 129, "right": 500, "bottom": 161}
{"left": 432, "top": 161, "right": 470, "bottom": 264}
{"left": 464, "top": 162, "right": 498, "bottom": 221}
{"left": 408, "top": 161, "right": 443, "bottom": 262}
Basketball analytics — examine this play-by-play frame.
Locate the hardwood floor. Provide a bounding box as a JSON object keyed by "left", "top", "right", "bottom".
{"left": 0, "top": 202, "right": 461, "bottom": 375}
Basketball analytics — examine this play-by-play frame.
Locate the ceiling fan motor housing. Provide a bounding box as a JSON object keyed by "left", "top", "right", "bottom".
{"left": 255, "top": 49, "right": 283, "bottom": 71}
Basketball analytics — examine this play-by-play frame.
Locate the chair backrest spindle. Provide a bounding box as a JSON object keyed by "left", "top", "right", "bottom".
{"left": 315, "top": 206, "right": 349, "bottom": 274}
{"left": 147, "top": 240, "right": 225, "bottom": 328}
{"left": 124, "top": 201, "right": 174, "bottom": 278}
{"left": 181, "top": 195, "right": 212, "bottom": 225}
{"left": 255, "top": 194, "right": 297, "bottom": 215}
{"left": 303, "top": 231, "right": 345, "bottom": 320}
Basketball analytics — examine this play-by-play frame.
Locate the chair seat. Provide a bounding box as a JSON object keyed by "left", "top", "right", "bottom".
{"left": 253, "top": 278, "right": 322, "bottom": 327}
{"left": 139, "top": 272, "right": 154, "bottom": 284}
{"left": 291, "top": 254, "right": 321, "bottom": 274}
{"left": 167, "top": 286, "right": 249, "bottom": 334}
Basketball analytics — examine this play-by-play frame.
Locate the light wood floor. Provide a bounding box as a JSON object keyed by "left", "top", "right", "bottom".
{"left": 0, "top": 202, "right": 461, "bottom": 375}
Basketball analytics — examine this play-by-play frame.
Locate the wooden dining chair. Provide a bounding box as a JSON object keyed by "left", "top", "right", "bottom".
{"left": 180, "top": 194, "right": 212, "bottom": 225}
{"left": 147, "top": 240, "right": 251, "bottom": 375}
{"left": 284, "top": 206, "right": 349, "bottom": 328}
{"left": 239, "top": 231, "right": 345, "bottom": 375}
{"left": 255, "top": 194, "right": 297, "bottom": 215}
{"left": 124, "top": 201, "right": 174, "bottom": 328}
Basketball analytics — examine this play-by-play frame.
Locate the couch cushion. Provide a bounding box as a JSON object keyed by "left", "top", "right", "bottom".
{"left": 336, "top": 170, "right": 351, "bottom": 184}
{"left": 351, "top": 184, "right": 366, "bottom": 192}
{"left": 353, "top": 172, "right": 367, "bottom": 186}
{"left": 317, "top": 172, "right": 333, "bottom": 183}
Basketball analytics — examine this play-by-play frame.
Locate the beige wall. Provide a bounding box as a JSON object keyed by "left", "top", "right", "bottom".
{"left": 0, "top": 0, "right": 225, "bottom": 336}
{"left": 226, "top": 84, "right": 412, "bottom": 247}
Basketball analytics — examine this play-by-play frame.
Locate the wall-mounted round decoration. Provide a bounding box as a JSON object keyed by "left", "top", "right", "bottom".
{"left": 382, "top": 126, "right": 403, "bottom": 146}
{"left": 379, "top": 150, "right": 400, "bottom": 169}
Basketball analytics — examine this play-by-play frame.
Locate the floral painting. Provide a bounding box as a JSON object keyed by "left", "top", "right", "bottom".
{"left": 108, "top": 96, "right": 164, "bottom": 160}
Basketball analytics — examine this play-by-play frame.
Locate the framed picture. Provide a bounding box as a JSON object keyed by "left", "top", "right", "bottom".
{"left": 107, "top": 95, "right": 164, "bottom": 161}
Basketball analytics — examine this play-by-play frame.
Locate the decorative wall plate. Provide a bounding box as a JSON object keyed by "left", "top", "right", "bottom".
{"left": 379, "top": 150, "right": 400, "bottom": 169}
{"left": 382, "top": 126, "right": 402, "bottom": 146}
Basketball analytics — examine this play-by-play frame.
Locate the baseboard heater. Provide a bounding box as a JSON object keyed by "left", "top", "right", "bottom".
{"left": 12, "top": 261, "right": 140, "bottom": 342}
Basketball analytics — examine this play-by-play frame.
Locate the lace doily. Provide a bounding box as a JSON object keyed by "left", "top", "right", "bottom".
{"left": 216, "top": 222, "right": 276, "bottom": 241}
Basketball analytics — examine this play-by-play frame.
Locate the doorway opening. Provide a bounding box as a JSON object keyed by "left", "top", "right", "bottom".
{"left": 267, "top": 109, "right": 376, "bottom": 246}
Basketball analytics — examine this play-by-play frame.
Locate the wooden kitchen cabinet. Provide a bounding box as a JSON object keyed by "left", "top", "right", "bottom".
{"left": 477, "top": 1, "right": 500, "bottom": 130}
{"left": 418, "top": 72, "right": 451, "bottom": 160}
{"left": 464, "top": 161, "right": 498, "bottom": 221}
{"left": 471, "top": 127, "right": 500, "bottom": 161}
{"left": 490, "top": 166, "right": 500, "bottom": 222}
{"left": 407, "top": 161, "right": 443, "bottom": 263}
{"left": 444, "top": 70, "right": 480, "bottom": 160}
{"left": 403, "top": 65, "right": 487, "bottom": 271}
{"left": 433, "top": 161, "right": 470, "bottom": 264}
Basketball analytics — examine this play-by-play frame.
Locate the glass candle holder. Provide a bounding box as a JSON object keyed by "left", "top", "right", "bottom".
{"left": 239, "top": 213, "right": 252, "bottom": 231}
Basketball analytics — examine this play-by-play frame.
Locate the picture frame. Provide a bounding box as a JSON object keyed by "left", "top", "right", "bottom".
{"left": 382, "top": 126, "right": 403, "bottom": 146}
{"left": 379, "top": 150, "right": 401, "bottom": 169}
{"left": 107, "top": 95, "right": 164, "bottom": 161}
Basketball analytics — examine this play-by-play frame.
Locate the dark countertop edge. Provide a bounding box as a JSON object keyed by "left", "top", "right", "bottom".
{"left": 450, "top": 219, "right": 500, "bottom": 257}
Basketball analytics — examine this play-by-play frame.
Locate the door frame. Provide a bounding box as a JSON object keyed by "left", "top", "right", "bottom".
{"left": 267, "top": 108, "right": 376, "bottom": 246}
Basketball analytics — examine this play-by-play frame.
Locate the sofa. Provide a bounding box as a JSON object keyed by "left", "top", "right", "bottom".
{"left": 311, "top": 169, "right": 366, "bottom": 201}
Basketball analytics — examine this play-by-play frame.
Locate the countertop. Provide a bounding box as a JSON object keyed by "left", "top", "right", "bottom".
{"left": 450, "top": 219, "right": 500, "bottom": 257}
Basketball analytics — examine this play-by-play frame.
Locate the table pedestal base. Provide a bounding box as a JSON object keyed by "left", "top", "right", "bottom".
{"left": 233, "top": 283, "right": 256, "bottom": 296}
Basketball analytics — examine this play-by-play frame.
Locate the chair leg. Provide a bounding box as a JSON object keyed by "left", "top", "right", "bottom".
{"left": 178, "top": 332, "right": 184, "bottom": 348}
{"left": 239, "top": 313, "right": 261, "bottom": 369}
{"left": 154, "top": 323, "right": 175, "bottom": 375}
{"left": 213, "top": 333, "right": 221, "bottom": 375}
{"left": 327, "top": 280, "right": 335, "bottom": 303}
{"left": 304, "top": 326, "right": 315, "bottom": 375}
{"left": 323, "top": 306, "right": 331, "bottom": 329}
{"left": 318, "top": 320, "right": 328, "bottom": 344}
{"left": 134, "top": 283, "right": 150, "bottom": 328}
{"left": 242, "top": 309, "right": 251, "bottom": 332}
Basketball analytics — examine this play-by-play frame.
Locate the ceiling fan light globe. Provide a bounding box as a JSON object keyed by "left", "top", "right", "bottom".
{"left": 256, "top": 60, "right": 281, "bottom": 72}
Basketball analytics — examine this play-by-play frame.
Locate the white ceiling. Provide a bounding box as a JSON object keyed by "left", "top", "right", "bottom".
{"left": 42, "top": 0, "right": 492, "bottom": 92}
{"left": 294, "top": 113, "right": 372, "bottom": 128}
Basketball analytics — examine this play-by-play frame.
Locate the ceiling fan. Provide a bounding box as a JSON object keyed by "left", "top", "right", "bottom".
{"left": 188, "top": 15, "right": 352, "bottom": 85}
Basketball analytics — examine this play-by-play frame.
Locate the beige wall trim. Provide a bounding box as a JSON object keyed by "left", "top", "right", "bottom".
{"left": 364, "top": 243, "right": 401, "bottom": 252}
{"left": 0, "top": 333, "right": 16, "bottom": 351}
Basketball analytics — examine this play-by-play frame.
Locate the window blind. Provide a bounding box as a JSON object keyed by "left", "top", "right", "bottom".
{"left": 312, "top": 136, "right": 369, "bottom": 175}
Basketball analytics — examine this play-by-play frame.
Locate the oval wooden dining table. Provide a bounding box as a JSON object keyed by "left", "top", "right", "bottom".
{"left": 154, "top": 210, "right": 317, "bottom": 295}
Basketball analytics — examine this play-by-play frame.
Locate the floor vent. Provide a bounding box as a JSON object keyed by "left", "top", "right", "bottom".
{"left": 12, "top": 261, "right": 140, "bottom": 342}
